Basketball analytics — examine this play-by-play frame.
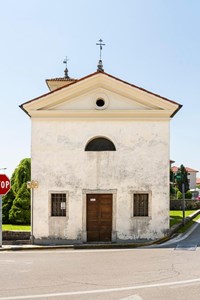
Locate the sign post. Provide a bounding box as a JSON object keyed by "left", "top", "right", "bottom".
{"left": 182, "top": 183, "right": 185, "bottom": 225}
{"left": 0, "top": 174, "right": 11, "bottom": 247}
{"left": 27, "top": 180, "right": 39, "bottom": 244}
{"left": 0, "top": 195, "right": 2, "bottom": 248}
{"left": 175, "top": 171, "right": 185, "bottom": 225}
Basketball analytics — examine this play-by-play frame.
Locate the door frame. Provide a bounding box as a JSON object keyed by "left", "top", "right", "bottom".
{"left": 82, "top": 189, "right": 117, "bottom": 242}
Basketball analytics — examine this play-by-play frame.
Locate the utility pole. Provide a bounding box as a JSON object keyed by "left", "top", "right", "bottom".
{"left": 182, "top": 182, "right": 185, "bottom": 225}
{"left": 176, "top": 170, "right": 185, "bottom": 225}
{"left": 0, "top": 172, "right": 11, "bottom": 247}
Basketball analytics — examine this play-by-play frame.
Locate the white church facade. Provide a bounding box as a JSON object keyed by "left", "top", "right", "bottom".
{"left": 21, "top": 69, "right": 181, "bottom": 244}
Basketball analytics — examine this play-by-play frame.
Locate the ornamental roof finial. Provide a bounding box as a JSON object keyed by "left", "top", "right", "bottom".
{"left": 96, "top": 39, "right": 105, "bottom": 72}
{"left": 63, "top": 56, "right": 70, "bottom": 78}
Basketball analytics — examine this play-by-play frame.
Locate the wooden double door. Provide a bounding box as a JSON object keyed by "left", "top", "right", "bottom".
{"left": 86, "top": 194, "right": 113, "bottom": 242}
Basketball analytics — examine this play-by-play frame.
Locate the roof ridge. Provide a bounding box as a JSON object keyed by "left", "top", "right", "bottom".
{"left": 20, "top": 71, "right": 182, "bottom": 118}
{"left": 46, "top": 77, "right": 77, "bottom": 81}
{"left": 172, "top": 166, "right": 199, "bottom": 172}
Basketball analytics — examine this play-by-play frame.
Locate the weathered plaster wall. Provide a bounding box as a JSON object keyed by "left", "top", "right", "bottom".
{"left": 31, "top": 119, "right": 170, "bottom": 242}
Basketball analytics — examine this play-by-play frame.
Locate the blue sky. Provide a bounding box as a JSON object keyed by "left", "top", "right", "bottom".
{"left": 0, "top": 0, "right": 200, "bottom": 177}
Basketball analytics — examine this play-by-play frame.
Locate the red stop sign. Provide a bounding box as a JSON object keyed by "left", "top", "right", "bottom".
{"left": 0, "top": 174, "right": 11, "bottom": 195}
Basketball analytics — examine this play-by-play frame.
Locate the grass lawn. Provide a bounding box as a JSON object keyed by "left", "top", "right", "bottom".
{"left": 170, "top": 210, "right": 196, "bottom": 227}
{"left": 178, "top": 214, "right": 200, "bottom": 233}
{"left": 170, "top": 210, "right": 200, "bottom": 234}
{"left": 2, "top": 224, "right": 31, "bottom": 231}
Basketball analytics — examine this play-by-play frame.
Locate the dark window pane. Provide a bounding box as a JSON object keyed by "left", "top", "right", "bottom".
{"left": 51, "top": 193, "right": 66, "bottom": 217}
{"left": 133, "top": 194, "right": 148, "bottom": 217}
{"left": 85, "top": 138, "right": 116, "bottom": 151}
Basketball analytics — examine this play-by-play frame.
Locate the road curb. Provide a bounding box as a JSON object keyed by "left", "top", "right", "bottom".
{"left": 1, "top": 210, "right": 200, "bottom": 251}
{"left": 0, "top": 237, "right": 169, "bottom": 251}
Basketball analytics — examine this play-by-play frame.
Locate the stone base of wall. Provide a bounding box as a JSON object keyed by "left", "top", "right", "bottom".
{"left": 34, "top": 238, "right": 82, "bottom": 245}
{"left": 3, "top": 231, "right": 30, "bottom": 241}
{"left": 33, "top": 237, "right": 157, "bottom": 245}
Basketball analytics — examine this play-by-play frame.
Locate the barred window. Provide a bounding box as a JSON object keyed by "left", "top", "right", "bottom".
{"left": 133, "top": 193, "right": 149, "bottom": 217}
{"left": 51, "top": 193, "right": 66, "bottom": 217}
{"left": 85, "top": 137, "right": 116, "bottom": 151}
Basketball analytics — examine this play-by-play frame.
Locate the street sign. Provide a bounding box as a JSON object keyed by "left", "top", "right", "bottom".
{"left": 0, "top": 174, "right": 11, "bottom": 195}
{"left": 175, "top": 172, "right": 182, "bottom": 182}
{"left": 0, "top": 174, "right": 10, "bottom": 247}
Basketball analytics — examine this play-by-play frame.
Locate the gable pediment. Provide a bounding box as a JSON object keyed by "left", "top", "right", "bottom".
{"left": 21, "top": 72, "right": 181, "bottom": 119}
{"left": 46, "top": 88, "right": 153, "bottom": 111}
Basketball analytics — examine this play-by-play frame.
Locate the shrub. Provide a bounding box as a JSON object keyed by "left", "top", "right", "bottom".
{"left": 185, "top": 190, "right": 192, "bottom": 199}
{"left": 177, "top": 191, "right": 183, "bottom": 199}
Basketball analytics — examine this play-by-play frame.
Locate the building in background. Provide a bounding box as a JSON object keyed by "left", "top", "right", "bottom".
{"left": 171, "top": 166, "right": 199, "bottom": 190}
{"left": 196, "top": 178, "right": 200, "bottom": 187}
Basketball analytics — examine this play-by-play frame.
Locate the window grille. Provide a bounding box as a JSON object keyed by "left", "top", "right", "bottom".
{"left": 133, "top": 193, "right": 149, "bottom": 217}
{"left": 51, "top": 193, "right": 66, "bottom": 217}
{"left": 85, "top": 137, "right": 116, "bottom": 151}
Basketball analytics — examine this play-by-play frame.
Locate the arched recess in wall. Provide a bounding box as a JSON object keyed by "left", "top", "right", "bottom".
{"left": 85, "top": 137, "right": 116, "bottom": 151}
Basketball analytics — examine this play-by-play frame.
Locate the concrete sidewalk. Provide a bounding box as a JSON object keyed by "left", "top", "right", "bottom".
{"left": 0, "top": 237, "right": 171, "bottom": 251}
{"left": 0, "top": 244, "right": 74, "bottom": 251}
{"left": 1, "top": 210, "right": 199, "bottom": 251}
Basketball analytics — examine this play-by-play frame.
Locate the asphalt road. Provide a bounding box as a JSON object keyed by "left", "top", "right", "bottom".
{"left": 153, "top": 217, "right": 200, "bottom": 250}
{"left": 1, "top": 243, "right": 200, "bottom": 300}
{"left": 1, "top": 220, "right": 200, "bottom": 300}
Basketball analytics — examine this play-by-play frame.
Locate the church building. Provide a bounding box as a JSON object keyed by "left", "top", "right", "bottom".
{"left": 20, "top": 50, "right": 181, "bottom": 244}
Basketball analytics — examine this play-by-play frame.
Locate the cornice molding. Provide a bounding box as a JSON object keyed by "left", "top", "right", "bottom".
{"left": 29, "top": 109, "right": 172, "bottom": 120}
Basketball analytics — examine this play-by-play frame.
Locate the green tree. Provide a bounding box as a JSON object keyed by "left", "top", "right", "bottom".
{"left": 2, "top": 189, "right": 15, "bottom": 223}
{"left": 170, "top": 168, "right": 176, "bottom": 198}
{"left": 9, "top": 183, "right": 31, "bottom": 225}
{"left": 176, "top": 164, "right": 190, "bottom": 193}
{"left": 11, "top": 158, "right": 31, "bottom": 195}
{"left": 2, "top": 158, "right": 31, "bottom": 224}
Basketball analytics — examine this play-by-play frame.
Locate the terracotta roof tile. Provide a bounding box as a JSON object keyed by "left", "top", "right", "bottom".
{"left": 172, "top": 166, "right": 198, "bottom": 173}
{"left": 46, "top": 77, "right": 77, "bottom": 82}
{"left": 171, "top": 166, "right": 179, "bottom": 172}
{"left": 186, "top": 167, "right": 199, "bottom": 173}
{"left": 196, "top": 178, "right": 200, "bottom": 184}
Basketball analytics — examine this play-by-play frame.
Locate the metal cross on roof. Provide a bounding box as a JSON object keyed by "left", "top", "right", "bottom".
{"left": 63, "top": 56, "right": 69, "bottom": 78}
{"left": 63, "top": 56, "right": 69, "bottom": 66}
{"left": 96, "top": 39, "right": 105, "bottom": 72}
{"left": 96, "top": 39, "right": 105, "bottom": 60}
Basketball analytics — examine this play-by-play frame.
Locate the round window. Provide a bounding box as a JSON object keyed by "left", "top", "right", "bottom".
{"left": 96, "top": 99, "right": 105, "bottom": 107}
{"left": 92, "top": 93, "right": 109, "bottom": 110}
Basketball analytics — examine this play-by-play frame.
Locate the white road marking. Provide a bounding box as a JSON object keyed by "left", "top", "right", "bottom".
{"left": 120, "top": 294, "right": 143, "bottom": 300}
{"left": 1, "top": 277, "right": 200, "bottom": 299}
